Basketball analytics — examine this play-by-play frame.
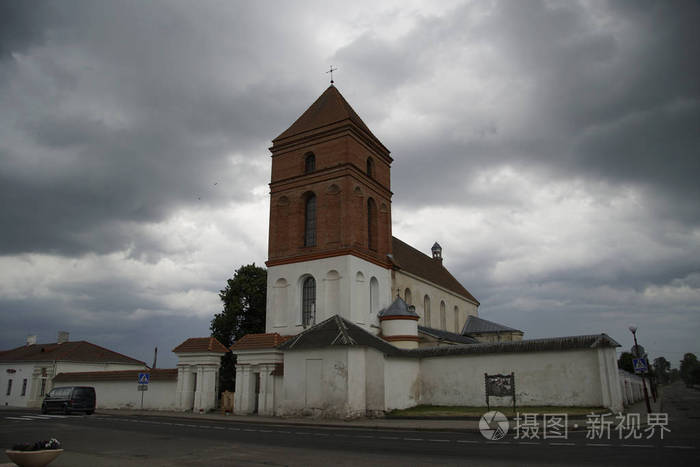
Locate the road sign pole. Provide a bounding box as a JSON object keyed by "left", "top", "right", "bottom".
{"left": 631, "top": 329, "right": 652, "bottom": 414}
{"left": 141, "top": 388, "right": 144, "bottom": 410}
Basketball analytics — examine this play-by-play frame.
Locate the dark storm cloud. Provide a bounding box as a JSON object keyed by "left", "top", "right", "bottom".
{"left": 0, "top": 0, "right": 315, "bottom": 256}
{"left": 334, "top": 0, "right": 700, "bottom": 225}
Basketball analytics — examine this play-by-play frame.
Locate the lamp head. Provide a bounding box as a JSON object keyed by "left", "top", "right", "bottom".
{"left": 628, "top": 325, "right": 637, "bottom": 334}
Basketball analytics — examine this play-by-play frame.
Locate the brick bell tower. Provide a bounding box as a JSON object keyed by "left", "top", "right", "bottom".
{"left": 264, "top": 84, "right": 393, "bottom": 334}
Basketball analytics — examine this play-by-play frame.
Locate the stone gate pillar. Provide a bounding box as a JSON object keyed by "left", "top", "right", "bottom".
{"left": 172, "top": 337, "right": 229, "bottom": 413}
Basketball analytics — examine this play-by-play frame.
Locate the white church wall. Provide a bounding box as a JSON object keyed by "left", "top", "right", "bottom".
{"left": 281, "top": 348, "right": 349, "bottom": 417}
{"left": 266, "top": 256, "right": 391, "bottom": 335}
{"left": 419, "top": 349, "right": 611, "bottom": 408}
{"left": 364, "top": 348, "right": 385, "bottom": 413}
{"left": 393, "top": 270, "right": 478, "bottom": 332}
{"left": 383, "top": 357, "right": 420, "bottom": 411}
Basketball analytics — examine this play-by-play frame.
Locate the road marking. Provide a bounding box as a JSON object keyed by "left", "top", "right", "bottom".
{"left": 243, "top": 429, "right": 257, "bottom": 432}
{"left": 457, "top": 440, "right": 478, "bottom": 444}
{"left": 517, "top": 442, "right": 539, "bottom": 445}
{"left": 586, "top": 443, "right": 612, "bottom": 447}
{"left": 213, "top": 426, "right": 225, "bottom": 430}
{"left": 185, "top": 424, "right": 198, "bottom": 428}
{"left": 549, "top": 442, "right": 575, "bottom": 446}
{"left": 621, "top": 444, "right": 653, "bottom": 448}
{"left": 403, "top": 438, "right": 423, "bottom": 441}
{"left": 664, "top": 446, "right": 695, "bottom": 450}
{"left": 42, "top": 415, "right": 68, "bottom": 418}
{"left": 228, "top": 427, "right": 240, "bottom": 431}
{"left": 295, "top": 432, "right": 311, "bottom": 435}
{"left": 5, "top": 417, "right": 32, "bottom": 420}
{"left": 258, "top": 429, "right": 274, "bottom": 433}
{"left": 379, "top": 436, "right": 400, "bottom": 440}
{"left": 20, "top": 415, "right": 53, "bottom": 419}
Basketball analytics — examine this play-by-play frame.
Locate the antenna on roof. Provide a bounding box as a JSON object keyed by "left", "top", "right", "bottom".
{"left": 326, "top": 65, "right": 338, "bottom": 84}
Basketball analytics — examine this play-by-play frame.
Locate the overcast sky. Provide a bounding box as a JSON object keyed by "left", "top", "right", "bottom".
{"left": 1, "top": 0, "right": 698, "bottom": 368}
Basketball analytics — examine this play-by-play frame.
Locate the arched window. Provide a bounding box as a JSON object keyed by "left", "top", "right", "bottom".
{"left": 454, "top": 306, "right": 460, "bottom": 333}
{"left": 366, "top": 157, "right": 374, "bottom": 178}
{"left": 305, "top": 153, "right": 315, "bottom": 174}
{"left": 440, "top": 301, "right": 446, "bottom": 330}
{"left": 302, "top": 276, "right": 316, "bottom": 327}
{"left": 424, "top": 295, "right": 431, "bottom": 327}
{"left": 367, "top": 198, "right": 377, "bottom": 250}
{"left": 370, "top": 277, "right": 379, "bottom": 314}
{"left": 304, "top": 193, "right": 316, "bottom": 247}
{"left": 404, "top": 288, "right": 412, "bottom": 305}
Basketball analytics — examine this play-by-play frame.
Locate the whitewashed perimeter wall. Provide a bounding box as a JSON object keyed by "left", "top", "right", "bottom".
{"left": 55, "top": 378, "right": 177, "bottom": 410}
{"left": 383, "top": 357, "right": 420, "bottom": 411}
{"left": 417, "top": 348, "right": 622, "bottom": 410}
{"left": 393, "top": 270, "right": 478, "bottom": 333}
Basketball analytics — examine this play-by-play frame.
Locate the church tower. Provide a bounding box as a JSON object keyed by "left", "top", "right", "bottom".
{"left": 264, "top": 85, "right": 393, "bottom": 334}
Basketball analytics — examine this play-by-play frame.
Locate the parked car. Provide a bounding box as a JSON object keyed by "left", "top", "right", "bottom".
{"left": 41, "top": 386, "right": 96, "bottom": 415}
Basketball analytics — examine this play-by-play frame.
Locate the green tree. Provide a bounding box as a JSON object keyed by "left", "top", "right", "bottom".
{"left": 617, "top": 352, "right": 634, "bottom": 373}
{"left": 653, "top": 356, "right": 671, "bottom": 385}
{"left": 210, "top": 263, "right": 267, "bottom": 392}
{"left": 680, "top": 353, "right": 699, "bottom": 386}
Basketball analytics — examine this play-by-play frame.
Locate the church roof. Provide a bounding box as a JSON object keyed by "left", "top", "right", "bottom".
{"left": 390, "top": 237, "right": 479, "bottom": 305}
{"left": 418, "top": 326, "right": 479, "bottom": 345}
{"left": 229, "top": 333, "right": 293, "bottom": 351}
{"left": 273, "top": 85, "right": 385, "bottom": 150}
{"left": 172, "top": 337, "right": 228, "bottom": 354}
{"left": 277, "top": 315, "right": 403, "bottom": 356}
{"left": 378, "top": 296, "right": 419, "bottom": 319}
{"left": 461, "top": 316, "right": 522, "bottom": 335}
{"left": 0, "top": 340, "right": 145, "bottom": 366}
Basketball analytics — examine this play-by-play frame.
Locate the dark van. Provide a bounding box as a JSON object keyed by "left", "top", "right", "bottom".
{"left": 41, "top": 386, "right": 96, "bottom": 415}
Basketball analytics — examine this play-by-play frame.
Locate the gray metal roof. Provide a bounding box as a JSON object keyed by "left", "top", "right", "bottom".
{"left": 408, "top": 334, "right": 620, "bottom": 358}
{"left": 378, "top": 297, "right": 419, "bottom": 319}
{"left": 418, "top": 326, "right": 479, "bottom": 345}
{"left": 277, "top": 315, "right": 619, "bottom": 359}
{"left": 277, "top": 315, "right": 403, "bottom": 356}
{"left": 461, "top": 315, "right": 522, "bottom": 335}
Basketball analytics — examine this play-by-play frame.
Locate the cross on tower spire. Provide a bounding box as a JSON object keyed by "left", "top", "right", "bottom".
{"left": 326, "top": 65, "right": 338, "bottom": 84}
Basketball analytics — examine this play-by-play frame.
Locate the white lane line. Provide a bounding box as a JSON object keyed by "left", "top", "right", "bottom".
{"left": 213, "top": 426, "right": 225, "bottom": 430}
{"left": 228, "top": 427, "right": 240, "bottom": 431}
{"left": 587, "top": 443, "right": 612, "bottom": 447}
{"left": 18, "top": 415, "right": 52, "bottom": 419}
{"left": 258, "top": 429, "right": 274, "bottom": 433}
{"left": 428, "top": 439, "right": 450, "bottom": 443}
{"left": 457, "top": 440, "right": 478, "bottom": 444}
{"left": 295, "top": 432, "right": 311, "bottom": 435}
{"left": 622, "top": 444, "right": 654, "bottom": 448}
{"left": 379, "top": 436, "right": 400, "bottom": 440}
{"left": 5, "top": 417, "right": 32, "bottom": 421}
{"left": 356, "top": 435, "right": 373, "bottom": 439}
{"left": 517, "top": 442, "right": 539, "bottom": 445}
{"left": 664, "top": 446, "right": 695, "bottom": 450}
{"left": 42, "top": 415, "right": 68, "bottom": 418}
{"left": 185, "top": 424, "right": 198, "bottom": 428}
{"left": 243, "top": 429, "right": 257, "bottom": 432}
{"left": 403, "top": 438, "right": 423, "bottom": 441}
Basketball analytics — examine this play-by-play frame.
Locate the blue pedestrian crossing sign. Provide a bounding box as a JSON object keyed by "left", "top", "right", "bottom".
{"left": 632, "top": 358, "right": 648, "bottom": 374}
{"left": 138, "top": 372, "right": 150, "bottom": 384}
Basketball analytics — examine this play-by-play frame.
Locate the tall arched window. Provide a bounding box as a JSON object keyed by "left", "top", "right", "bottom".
{"left": 366, "top": 157, "right": 374, "bottom": 178}
{"left": 454, "top": 306, "right": 460, "bottom": 333}
{"left": 440, "top": 301, "right": 446, "bottom": 330}
{"left": 424, "top": 295, "right": 431, "bottom": 327}
{"left": 302, "top": 276, "right": 316, "bottom": 327}
{"left": 404, "top": 288, "right": 412, "bottom": 305}
{"left": 304, "top": 193, "right": 316, "bottom": 247}
{"left": 370, "top": 277, "right": 379, "bottom": 314}
{"left": 305, "top": 153, "right": 315, "bottom": 174}
{"left": 367, "top": 198, "right": 377, "bottom": 250}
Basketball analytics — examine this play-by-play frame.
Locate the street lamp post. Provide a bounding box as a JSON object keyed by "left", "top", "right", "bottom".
{"left": 629, "top": 325, "right": 652, "bottom": 414}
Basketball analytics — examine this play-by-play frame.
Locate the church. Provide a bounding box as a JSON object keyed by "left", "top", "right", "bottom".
{"left": 231, "top": 84, "right": 625, "bottom": 417}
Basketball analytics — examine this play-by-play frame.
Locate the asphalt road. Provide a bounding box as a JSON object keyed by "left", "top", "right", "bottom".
{"left": 1, "top": 384, "right": 698, "bottom": 466}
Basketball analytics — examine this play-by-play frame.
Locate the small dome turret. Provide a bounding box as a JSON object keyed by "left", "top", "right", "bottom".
{"left": 431, "top": 242, "right": 442, "bottom": 261}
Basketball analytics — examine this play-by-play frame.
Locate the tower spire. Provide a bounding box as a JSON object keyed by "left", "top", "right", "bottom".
{"left": 326, "top": 65, "right": 338, "bottom": 84}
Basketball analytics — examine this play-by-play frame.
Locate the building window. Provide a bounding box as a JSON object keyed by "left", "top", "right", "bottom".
{"left": 370, "top": 277, "right": 379, "bottom": 314}
{"left": 424, "top": 295, "right": 431, "bottom": 326}
{"left": 304, "top": 193, "right": 316, "bottom": 247}
{"left": 404, "top": 288, "right": 412, "bottom": 305}
{"left": 366, "top": 157, "right": 374, "bottom": 178}
{"left": 454, "top": 306, "right": 460, "bottom": 333}
{"left": 367, "top": 198, "right": 377, "bottom": 250}
{"left": 6, "top": 379, "right": 12, "bottom": 396}
{"left": 21, "top": 378, "right": 27, "bottom": 396}
{"left": 305, "top": 152, "right": 315, "bottom": 174}
{"left": 440, "top": 301, "right": 446, "bottom": 330}
{"left": 302, "top": 276, "right": 316, "bottom": 327}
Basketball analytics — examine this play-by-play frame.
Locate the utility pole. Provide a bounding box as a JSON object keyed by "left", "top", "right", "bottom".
{"left": 629, "top": 325, "right": 652, "bottom": 414}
